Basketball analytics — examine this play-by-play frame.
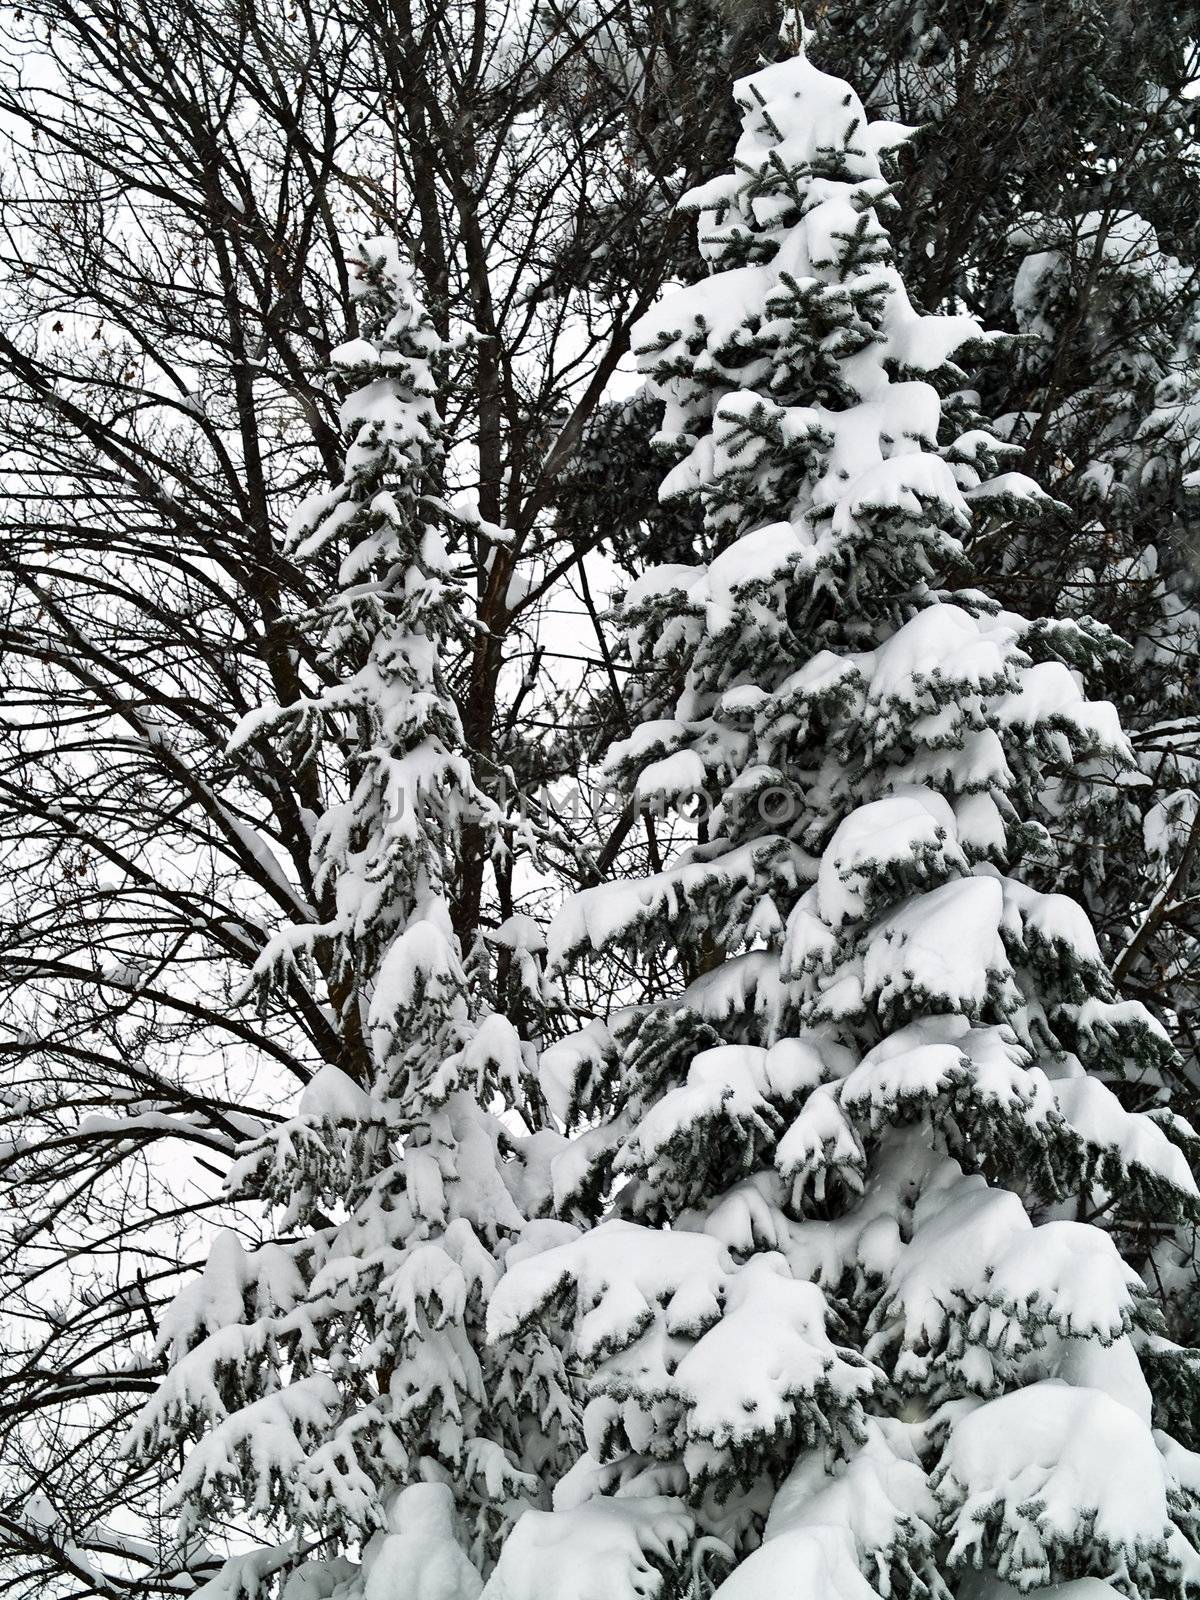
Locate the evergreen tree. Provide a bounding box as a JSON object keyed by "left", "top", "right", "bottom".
{"left": 125, "top": 241, "right": 573, "bottom": 1595}
{"left": 482, "top": 47, "right": 1200, "bottom": 1600}
{"left": 994, "top": 207, "right": 1200, "bottom": 1107}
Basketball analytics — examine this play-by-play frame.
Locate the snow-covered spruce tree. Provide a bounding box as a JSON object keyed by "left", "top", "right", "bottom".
{"left": 125, "top": 240, "right": 572, "bottom": 1595}
{"left": 481, "top": 49, "right": 1200, "bottom": 1600}
{"left": 996, "top": 207, "right": 1200, "bottom": 1102}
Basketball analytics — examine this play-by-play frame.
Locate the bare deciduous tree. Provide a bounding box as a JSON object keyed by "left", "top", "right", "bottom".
{"left": 0, "top": 0, "right": 776, "bottom": 1590}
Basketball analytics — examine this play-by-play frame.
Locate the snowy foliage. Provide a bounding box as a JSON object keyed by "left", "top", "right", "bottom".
{"left": 489, "top": 46, "right": 1200, "bottom": 1600}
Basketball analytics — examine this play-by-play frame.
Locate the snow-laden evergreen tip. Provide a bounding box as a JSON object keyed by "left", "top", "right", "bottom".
{"left": 125, "top": 240, "right": 572, "bottom": 1594}
{"left": 484, "top": 48, "right": 1200, "bottom": 1600}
